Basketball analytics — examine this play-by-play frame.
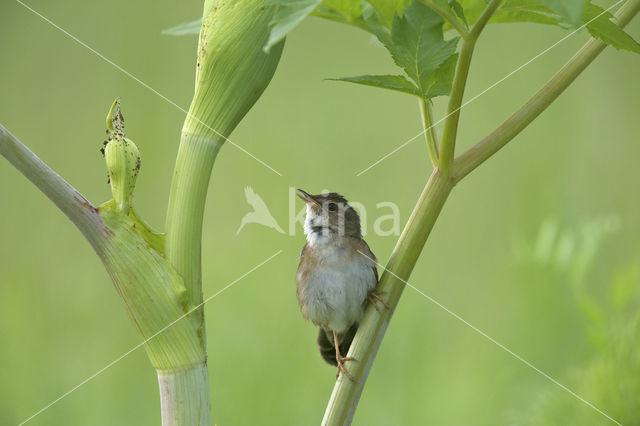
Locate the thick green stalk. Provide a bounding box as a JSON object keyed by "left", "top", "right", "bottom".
{"left": 322, "top": 169, "right": 454, "bottom": 425}
{"left": 453, "top": 0, "right": 640, "bottom": 181}
{"left": 165, "top": 131, "right": 222, "bottom": 329}
{"left": 438, "top": 0, "right": 501, "bottom": 176}
{"left": 165, "top": 0, "right": 284, "bottom": 309}
{"left": 419, "top": 98, "right": 440, "bottom": 167}
{"left": 2, "top": 107, "right": 208, "bottom": 423}
{"left": 163, "top": 2, "right": 284, "bottom": 425}
{"left": 158, "top": 364, "right": 211, "bottom": 426}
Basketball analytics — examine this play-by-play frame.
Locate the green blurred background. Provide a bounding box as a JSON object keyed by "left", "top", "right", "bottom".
{"left": 1, "top": 1, "right": 639, "bottom": 424}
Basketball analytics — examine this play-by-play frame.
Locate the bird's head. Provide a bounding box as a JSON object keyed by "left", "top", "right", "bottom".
{"left": 297, "top": 189, "right": 361, "bottom": 240}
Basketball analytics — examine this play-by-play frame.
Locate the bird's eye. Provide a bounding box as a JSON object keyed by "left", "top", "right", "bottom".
{"left": 328, "top": 203, "right": 338, "bottom": 212}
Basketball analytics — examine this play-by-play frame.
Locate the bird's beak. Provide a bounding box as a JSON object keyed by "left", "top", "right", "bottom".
{"left": 296, "top": 189, "right": 317, "bottom": 205}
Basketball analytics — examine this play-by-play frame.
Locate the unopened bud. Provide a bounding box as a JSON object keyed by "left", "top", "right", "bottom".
{"left": 103, "top": 98, "right": 140, "bottom": 214}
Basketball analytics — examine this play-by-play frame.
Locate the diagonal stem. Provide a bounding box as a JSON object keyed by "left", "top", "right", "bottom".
{"left": 322, "top": 169, "right": 454, "bottom": 425}
{"left": 322, "top": 0, "right": 639, "bottom": 424}
{"left": 453, "top": 0, "right": 640, "bottom": 181}
{"left": 0, "top": 124, "right": 106, "bottom": 247}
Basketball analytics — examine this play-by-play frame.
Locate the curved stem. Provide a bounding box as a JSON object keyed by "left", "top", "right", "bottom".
{"left": 165, "top": 130, "right": 222, "bottom": 316}
{"left": 453, "top": 0, "right": 640, "bottom": 181}
{"left": 0, "top": 124, "right": 106, "bottom": 247}
{"left": 419, "top": 98, "right": 440, "bottom": 167}
{"left": 420, "top": 0, "right": 469, "bottom": 39}
{"left": 438, "top": 0, "right": 501, "bottom": 176}
{"left": 322, "top": 169, "right": 454, "bottom": 425}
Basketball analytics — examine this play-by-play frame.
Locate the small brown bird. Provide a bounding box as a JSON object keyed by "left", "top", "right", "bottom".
{"left": 296, "top": 189, "right": 387, "bottom": 381}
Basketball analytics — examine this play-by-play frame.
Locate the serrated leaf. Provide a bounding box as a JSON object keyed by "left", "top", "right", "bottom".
{"left": 585, "top": 4, "right": 640, "bottom": 54}
{"left": 388, "top": 2, "right": 459, "bottom": 96}
{"left": 330, "top": 74, "right": 421, "bottom": 96}
{"left": 264, "top": 0, "right": 322, "bottom": 52}
{"left": 361, "top": 1, "right": 459, "bottom": 99}
{"left": 162, "top": 18, "right": 202, "bottom": 36}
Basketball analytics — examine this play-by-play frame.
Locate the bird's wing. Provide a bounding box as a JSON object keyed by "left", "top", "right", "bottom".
{"left": 245, "top": 186, "right": 270, "bottom": 211}
{"left": 299, "top": 242, "right": 308, "bottom": 263}
{"left": 360, "top": 239, "right": 378, "bottom": 282}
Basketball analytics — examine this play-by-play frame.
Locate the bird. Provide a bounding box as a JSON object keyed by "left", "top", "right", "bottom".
{"left": 296, "top": 189, "right": 388, "bottom": 381}
{"left": 236, "top": 186, "right": 285, "bottom": 235}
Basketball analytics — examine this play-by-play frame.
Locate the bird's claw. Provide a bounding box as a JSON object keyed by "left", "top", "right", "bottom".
{"left": 368, "top": 290, "right": 391, "bottom": 313}
{"left": 335, "top": 355, "right": 358, "bottom": 382}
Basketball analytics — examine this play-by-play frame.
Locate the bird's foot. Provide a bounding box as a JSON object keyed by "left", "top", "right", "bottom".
{"left": 368, "top": 290, "right": 391, "bottom": 313}
{"left": 335, "top": 354, "right": 357, "bottom": 382}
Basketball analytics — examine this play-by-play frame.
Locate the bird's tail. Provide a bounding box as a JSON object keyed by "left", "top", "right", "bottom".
{"left": 317, "top": 323, "right": 358, "bottom": 366}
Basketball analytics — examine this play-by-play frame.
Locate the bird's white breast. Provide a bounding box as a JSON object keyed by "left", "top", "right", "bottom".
{"left": 298, "top": 236, "right": 377, "bottom": 333}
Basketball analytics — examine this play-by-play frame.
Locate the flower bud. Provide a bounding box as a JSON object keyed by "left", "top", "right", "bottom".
{"left": 183, "top": 0, "right": 284, "bottom": 139}
{"left": 103, "top": 98, "right": 140, "bottom": 214}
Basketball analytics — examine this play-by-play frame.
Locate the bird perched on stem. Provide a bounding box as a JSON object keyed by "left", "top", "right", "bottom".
{"left": 296, "top": 189, "right": 388, "bottom": 381}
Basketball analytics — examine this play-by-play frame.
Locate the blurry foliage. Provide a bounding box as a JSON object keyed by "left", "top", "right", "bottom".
{"left": 512, "top": 216, "right": 640, "bottom": 424}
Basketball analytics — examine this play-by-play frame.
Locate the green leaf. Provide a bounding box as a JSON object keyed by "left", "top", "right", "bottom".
{"left": 362, "top": 2, "right": 392, "bottom": 41}
{"left": 368, "top": 0, "right": 412, "bottom": 28}
{"left": 456, "top": 0, "right": 488, "bottom": 25}
{"left": 329, "top": 74, "right": 421, "bottom": 96}
{"left": 355, "top": 1, "right": 459, "bottom": 99}
{"left": 421, "top": 53, "right": 458, "bottom": 97}
{"left": 490, "top": 1, "right": 563, "bottom": 26}
{"left": 585, "top": 4, "right": 640, "bottom": 54}
{"left": 448, "top": 0, "right": 468, "bottom": 26}
{"left": 386, "top": 1, "right": 459, "bottom": 97}
{"left": 162, "top": 18, "right": 202, "bottom": 36}
{"left": 540, "top": 0, "right": 586, "bottom": 27}
{"left": 264, "top": 0, "right": 322, "bottom": 52}
{"left": 323, "top": 0, "right": 362, "bottom": 21}
{"left": 487, "top": 1, "right": 640, "bottom": 54}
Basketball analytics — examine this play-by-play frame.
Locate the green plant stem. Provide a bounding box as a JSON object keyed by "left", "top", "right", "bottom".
{"left": 162, "top": 126, "right": 218, "bottom": 426}
{"left": 0, "top": 124, "right": 106, "bottom": 247}
{"left": 165, "top": 130, "right": 222, "bottom": 317}
{"left": 420, "top": 0, "right": 469, "bottom": 39}
{"left": 157, "top": 364, "right": 211, "bottom": 426}
{"left": 453, "top": 0, "right": 640, "bottom": 182}
{"left": 322, "top": 1, "right": 640, "bottom": 423}
{"left": 438, "top": 0, "right": 501, "bottom": 176}
{"left": 322, "top": 169, "right": 454, "bottom": 425}
{"left": 419, "top": 98, "right": 440, "bottom": 167}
